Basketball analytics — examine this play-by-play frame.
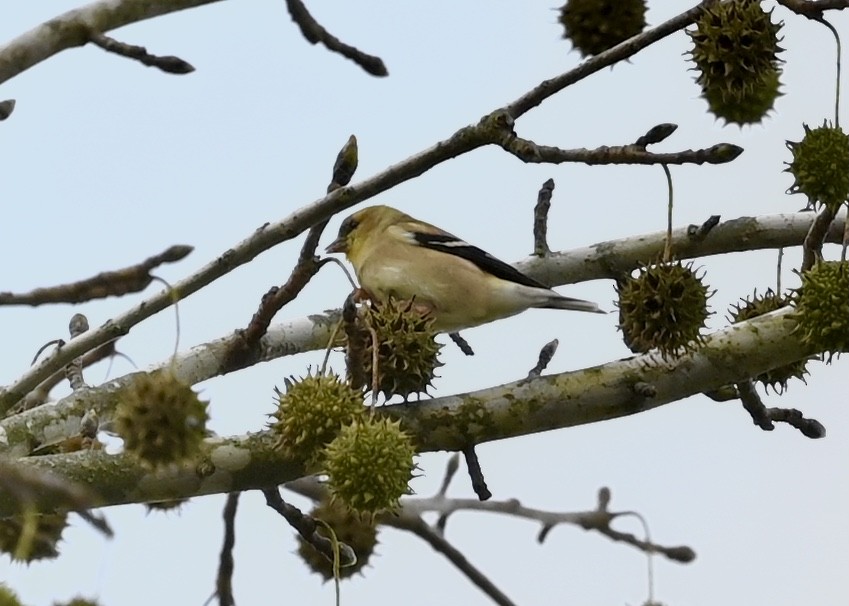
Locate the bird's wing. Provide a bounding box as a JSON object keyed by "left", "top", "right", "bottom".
{"left": 392, "top": 221, "right": 550, "bottom": 290}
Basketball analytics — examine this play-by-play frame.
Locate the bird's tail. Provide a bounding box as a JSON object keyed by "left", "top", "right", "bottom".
{"left": 539, "top": 295, "right": 606, "bottom": 314}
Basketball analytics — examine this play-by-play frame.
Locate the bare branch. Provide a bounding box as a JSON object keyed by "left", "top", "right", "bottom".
{"left": 0, "top": 245, "right": 193, "bottom": 306}
{"left": 212, "top": 493, "right": 239, "bottom": 606}
{"left": 507, "top": 5, "right": 707, "bottom": 118}
{"left": 801, "top": 207, "right": 836, "bottom": 271}
{"left": 634, "top": 123, "right": 678, "bottom": 147}
{"left": 533, "top": 179, "right": 554, "bottom": 256}
{"left": 285, "top": 0, "right": 387, "bottom": 76}
{"left": 262, "top": 487, "right": 356, "bottom": 569}
{"left": 2, "top": 307, "right": 829, "bottom": 515}
{"left": 223, "top": 135, "right": 358, "bottom": 371}
{"left": 776, "top": 0, "right": 849, "bottom": 19}
{"left": 500, "top": 135, "right": 743, "bottom": 166}
{"left": 65, "top": 314, "right": 90, "bottom": 391}
{"left": 687, "top": 215, "right": 722, "bottom": 241}
{"left": 88, "top": 32, "right": 194, "bottom": 74}
{"left": 462, "top": 446, "right": 492, "bottom": 501}
{"left": 736, "top": 380, "right": 826, "bottom": 438}
{"left": 398, "top": 517, "right": 516, "bottom": 606}
{"left": 0, "top": 99, "right": 15, "bottom": 120}
{"left": 524, "top": 339, "right": 559, "bottom": 381}
{"left": 0, "top": 0, "right": 222, "bottom": 86}
{"left": 1, "top": 210, "right": 844, "bottom": 417}
{"left": 448, "top": 332, "right": 475, "bottom": 356}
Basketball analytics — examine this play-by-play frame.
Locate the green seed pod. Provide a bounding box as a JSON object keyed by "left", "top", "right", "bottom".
{"left": 558, "top": 0, "right": 647, "bottom": 57}
{"left": 616, "top": 260, "right": 711, "bottom": 359}
{"left": 786, "top": 121, "right": 849, "bottom": 212}
{"left": 730, "top": 289, "right": 811, "bottom": 392}
{"left": 0, "top": 513, "right": 68, "bottom": 562}
{"left": 0, "top": 585, "right": 23, "bottom": 606}
{"left": 793, "top": 260, "right": 849, "bottom": 361}
{"left": 323, "top": 417, "right": 415, "bottom": 516}
{"left": 270, "top": 372, "right": 365, "bottom": 468}
{"left": 358, "top": 298, "right": 443, "bottom": 400}
{"left": 297, "top": 499, "right": 378, "bottom": 581}
{"left": 114, "top": 372, "right": 209, "bottom": 469}
{"left": 52, "top": 599, "right": 101, "bottom": 606}
{"left": 688, "top": 0, "right": 783, "bottom": 125}
{"left": 702, "top": 68, "right": 782, "bottom": 126}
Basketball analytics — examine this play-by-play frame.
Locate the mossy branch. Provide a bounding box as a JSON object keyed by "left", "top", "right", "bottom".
{"left": 0, "top": 308, "right": 814, "bottom": 517}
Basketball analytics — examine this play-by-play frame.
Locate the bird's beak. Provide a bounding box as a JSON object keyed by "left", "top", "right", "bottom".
{"left": 325, "top": 237, "right": 347, "bottom": 254}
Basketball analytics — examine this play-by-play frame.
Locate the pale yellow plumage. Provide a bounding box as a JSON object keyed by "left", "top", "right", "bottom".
{"left": 326, "top": 205, "right": 603, "bottom": 332}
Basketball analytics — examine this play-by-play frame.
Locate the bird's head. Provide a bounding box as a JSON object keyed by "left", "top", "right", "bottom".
{"left": 326, "top": 205, "right": 408, "bottom": 259}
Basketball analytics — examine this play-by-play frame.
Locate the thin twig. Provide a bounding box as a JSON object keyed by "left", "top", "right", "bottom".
{"left": 0, "top": 245, "right": 193, "bottom": 306}
{"left": 462, "top": 446, "right": 492, "bottom": 501}
{"left": 401, "top": 517, "right": 517, "bottom": 606}
{"left": 686, "top": 215, "right": 721, "bottom": 241}
{"left": 0, "top": 99, "right": 15, "bottom": 120}
{"left": 88, "top": 31, "right": 194, "bottom": 74}
{"left": 662, "top": 165, "right": 674, "bottom": 262}
{"left": 343, "top": 294, "right": 368, "bottom": 389}
{"left": 215, "top": 493, "right": 239, "bottom": 606}
{"left": 508, "top": 4, "right": 709, "bottom": 117}
{"left": 524, "top": 339, "right": 559, "bottom": 381}
{"left": 284, "top": 0, "right": 387, "bottom": 76}
{"left": 224, "top": 135, "right": 359, "bottom": 371}
{"left": 262, "top": 488, "right": 356, "bottom": 568}
{"left": 811, "top": 17, "right": 842, "bottom": 126}
{"left": 801, "top": 206, "right": 836, "bottom": 271}
{"left": 65, "top": 314, "right": 90, "bottom": 391}
{"left": 448, "top": 333, "right": 474, "bottom": 356}
{"left": 3, "top": 210, "right": 844, "bottom": 416}
{"left": 533, "top": 179, "right": 555, "bottom": 256}
{"left": 499, "top": 136, "right": 743, "bottom": 166}
{"left": 775, "top": 0, "right": 849, "bottom": 20}
{"left": 634, "top": 123, "right": 678, "bottom": 147}
{"left": 736, "top": 380, "right": 825, "bottom": 438}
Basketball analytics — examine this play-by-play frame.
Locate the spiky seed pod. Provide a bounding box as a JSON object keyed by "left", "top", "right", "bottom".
{"left": 0, "top": 513, "right": 68, "bottom": 562}
{"left": 359, "top": 298, "right": 443, "bottom": 400}
{"left": 52, "top": 599, "right": 101, "bottom": 606}
{"left": 297, "top": 499, "right": 378, "bottom": 580}
{"left": 114, "top": 371, "right": 208, "bottom": 469}
{"left": 688, "top": 0, "right": 783, "bottom": 125}
{"left": 730, "top": 289, "right": 811, "bottom": 392}
{"left": 793, "top": 260, "right": 849, "bottom": 361}
{"left": 702, "top": 67, "right": 782, "bottom": 126}
{"left": 270, "top": 372, "right": 366, "bottom": 468}
{"left": 0, "top": 584, "right": 23, "bottom": 606}
{"left": 558, "top": 0, "right": 647, "bottom": 57}
{"left": 323, "top": 417, "right": 416, "bottom": 516}
{"left": 786, "top": 121, "right": 849, "bottom": 212}
{"left": 616, "top": 260, "right": 711, "bottom": 359}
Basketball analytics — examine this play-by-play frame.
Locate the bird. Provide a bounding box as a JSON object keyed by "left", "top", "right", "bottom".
{"left": 325, "top": 205, "right": 604, "bottom": 333}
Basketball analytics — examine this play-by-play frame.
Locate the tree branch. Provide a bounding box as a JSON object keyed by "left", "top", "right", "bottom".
{"left": 1, "top": 210, "right": 844, "bottom": 420}
{"left": 0, "top": 245, "right": 192, "bottom": 306}
{"left": 499, "top": 136, "right": 743, "bottom": 166}
{"left": 1, "top": 307, "right": 824, "bottom": 515}
{"left": 88, "top": 31, "right": 194, "bottom": 74}
{"left": 776, "top": 0, "right": 849, "bottom": 19}
{"left": 284, "top": 0, "right": 387, "bottom": 76}
{"left": 0, "top": 0, "right": 222, "bottom": 86}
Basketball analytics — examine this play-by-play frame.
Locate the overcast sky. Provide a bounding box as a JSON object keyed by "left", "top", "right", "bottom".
{"left": 1, "top": 2, "right": 847, "bottom": 605}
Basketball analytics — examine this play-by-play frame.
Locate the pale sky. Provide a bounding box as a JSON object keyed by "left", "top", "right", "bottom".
{"left": 1, "top": 2, "right": 847, "bottom": 605}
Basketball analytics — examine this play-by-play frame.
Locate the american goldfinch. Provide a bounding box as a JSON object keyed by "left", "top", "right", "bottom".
{"left": 326, "top": 205, "right": 603, "bottom": 333}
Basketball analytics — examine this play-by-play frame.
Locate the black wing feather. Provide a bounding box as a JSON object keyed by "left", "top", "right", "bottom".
{"left": 413, "top": 232, "right": 550, "bottom": 290}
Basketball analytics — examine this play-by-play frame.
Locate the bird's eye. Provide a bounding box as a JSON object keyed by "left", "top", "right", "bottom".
{"left": 338, "top": 217, "right": 359, "bottom": 238}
